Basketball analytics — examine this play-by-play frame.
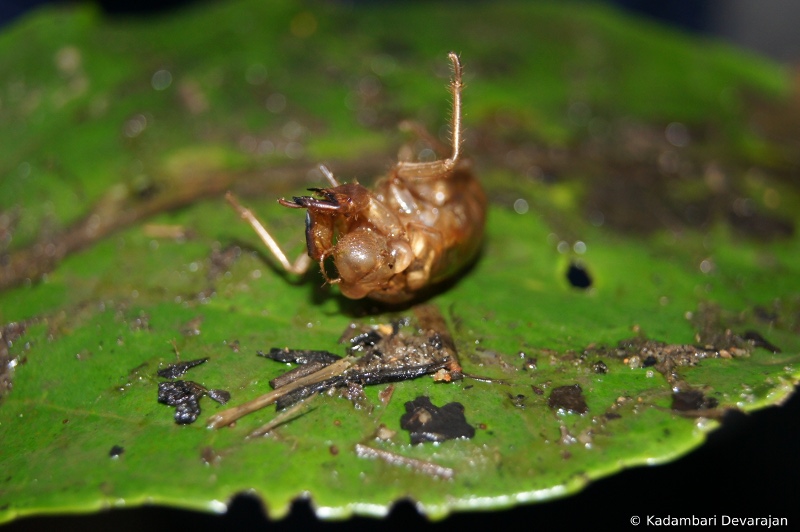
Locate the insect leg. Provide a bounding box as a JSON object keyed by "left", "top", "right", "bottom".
{"left": 395, "top": 52, "right": 463, "bottom": 180}
{"left": 398, "top": 119, "right": 451, "bottom": 159}
{"left": 318, "top": 164, "right": 341, "bottom": 187}
{"left": 225, "top": 191, "right": 312, "bottom": 275}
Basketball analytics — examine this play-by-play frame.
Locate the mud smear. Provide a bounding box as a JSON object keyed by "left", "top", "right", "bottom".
{"left": 400, "top": 396, "right": 475, "bottom": 445}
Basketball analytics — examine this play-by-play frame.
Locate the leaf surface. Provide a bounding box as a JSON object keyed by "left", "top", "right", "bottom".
{"left": 1, "top": 0, "right": 798, "bottom": 523}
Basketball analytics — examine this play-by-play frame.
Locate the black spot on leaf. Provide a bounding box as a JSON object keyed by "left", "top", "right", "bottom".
{"left": 108, "top": 445, "right": 124, "bottom": 458}
{"left": 400, "top": 396, "right": 475, "bottom": 445}
{"left": 547, "top": 384, "right": 588, "bottom": 414}
{"left": 672, "top": 389, "right": 718, "bottom": 411}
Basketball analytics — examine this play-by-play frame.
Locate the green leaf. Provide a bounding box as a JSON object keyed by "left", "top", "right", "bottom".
{"left": 1, "top": 0, "right": 798, "bottom": 524}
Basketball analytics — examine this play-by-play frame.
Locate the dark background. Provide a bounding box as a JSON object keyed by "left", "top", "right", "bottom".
{"left": 2, "top": 0, "right": 800, "bottom": 63}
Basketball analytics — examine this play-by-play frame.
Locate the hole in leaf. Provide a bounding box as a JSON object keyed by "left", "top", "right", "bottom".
{"left": 566, "top": 261, "right": 592, "bottom": 289}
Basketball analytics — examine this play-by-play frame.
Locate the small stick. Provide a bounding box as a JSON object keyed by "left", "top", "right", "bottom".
{"left": 355, "top": 443, "right": 455, "bottom": 480}
{"left": 207, "top": 357, "right": 354, "bottom": 429}
{"left": 246, "top": 396, "right": 317, "bottom": 438}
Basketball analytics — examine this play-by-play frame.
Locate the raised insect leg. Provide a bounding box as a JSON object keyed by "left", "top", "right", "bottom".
{"left": 395, "top": 52, "right": 463, "bottom": 180}
{"left": 397, "top": 120, "right": 451, "bottom": 159}
{"left": 225, "top": 191, "right": 312, "bottom": 275}
{"left": 319, "top": 164, "right": 341, "bottom": 187}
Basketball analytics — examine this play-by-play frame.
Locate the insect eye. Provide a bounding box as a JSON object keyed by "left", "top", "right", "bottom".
{"left": 334, "top": 230, "right": 384, "bottom": 282}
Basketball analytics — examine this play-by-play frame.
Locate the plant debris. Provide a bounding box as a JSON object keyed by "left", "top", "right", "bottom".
{"left": 156, "top": 357, "right": 209, "bottom": 379}
{"left": 208, "top": 304, "right": 462, "bottom": 429}
{"left": 156, "top": 356, "right": 229, "bottom": 424}
{"left": 259, "top": 348, "right": 342, "bottom": 390}
{"left": 158, "top": 380, "right": 231, "bottom": 424}
{"left": 247, "top": 398, "right": 317, "bottom": 439}
{"left": 400, "top": 396, "right": 475, "bottom": 445}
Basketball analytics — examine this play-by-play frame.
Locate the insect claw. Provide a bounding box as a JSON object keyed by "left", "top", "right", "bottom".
{"left": 291, "top": 196, "right": 342, "bottom": 212}
{"left": 277, "top": 197, "right": 303, "bottom": 209}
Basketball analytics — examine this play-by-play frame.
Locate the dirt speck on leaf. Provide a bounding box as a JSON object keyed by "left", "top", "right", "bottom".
{"left": 180, "top": 315, "right": 204, "bottom": 336}
{"left": 507, "top": 393, "right": 527, "bottom": 408}
{"left": 547, "top": 384, "right": 588, "bottom": 414}
{"left": 207, "top": 245, "right": 241, "bottom": 281}
{"left": 672, "top": 389, "right": 719, "bottom": 412}
{"left": 108, "top": 445, "right": 124, "bottom": 458}
{"left": 593, "top": 336, "right": 744, "bottom": 391}
{"left": 200, "top": 446, "right": 221, "bottom": 466}
{"left": 378, "top": 384, "right": 395, "bottom": 405}
{"left": 0, "top": 322, "right": 27, "bottom": 400}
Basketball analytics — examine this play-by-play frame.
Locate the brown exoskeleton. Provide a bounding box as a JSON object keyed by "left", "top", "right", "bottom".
{"left": 225, "top": 53, "right": 486, "bottom": 303}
